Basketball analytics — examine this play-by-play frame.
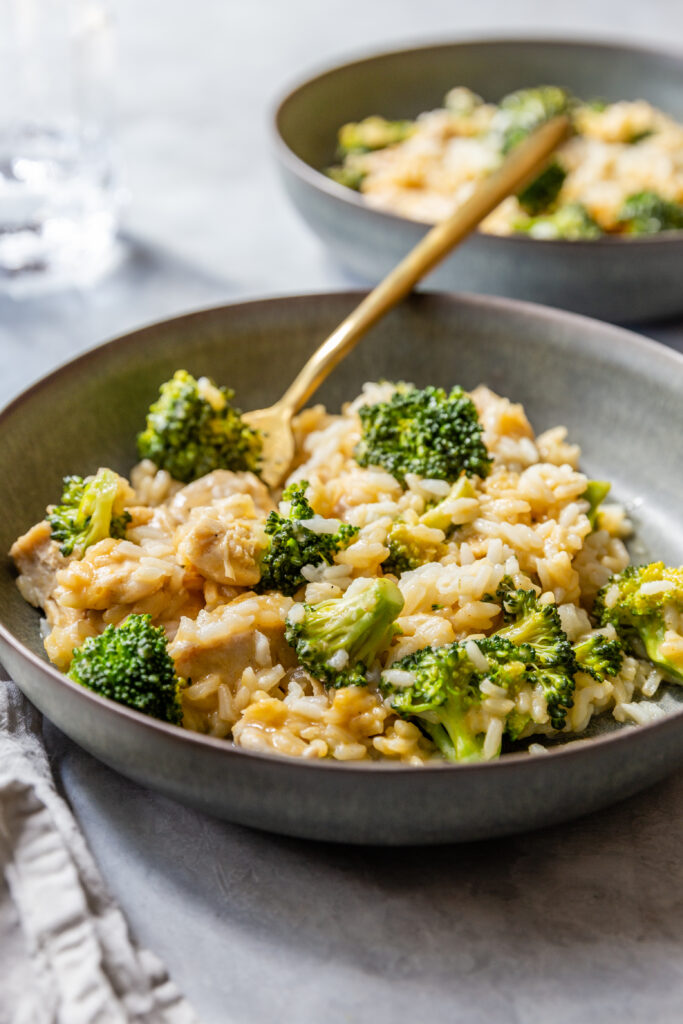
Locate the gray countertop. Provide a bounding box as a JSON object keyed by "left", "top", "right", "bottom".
{"left": 2, "top": 3, "right": 683, "bottom": 1021}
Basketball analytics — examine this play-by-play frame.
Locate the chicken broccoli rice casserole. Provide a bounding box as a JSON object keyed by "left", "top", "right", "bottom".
{"left": 11, "top": 371, "right": 683, "bottom": 765}
{"left": 325, "top": 86, "right": 683, "bottom": 239}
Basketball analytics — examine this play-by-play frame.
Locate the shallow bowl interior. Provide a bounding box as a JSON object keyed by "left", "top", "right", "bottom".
{"left": 1, "top": 292, "right": 683, "bottom": 843}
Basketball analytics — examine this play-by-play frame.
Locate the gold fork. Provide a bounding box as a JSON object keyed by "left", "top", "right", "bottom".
{"left": 244, "top": 116, "right": 569, "bottom": 487}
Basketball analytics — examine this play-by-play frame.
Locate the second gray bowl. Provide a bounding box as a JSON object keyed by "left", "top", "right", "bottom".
{"left": 274, "top": 37, "right": 683, "bottom": 322}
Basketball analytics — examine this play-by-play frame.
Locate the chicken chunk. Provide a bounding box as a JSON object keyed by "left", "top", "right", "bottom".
{"left": 43, "top": 603, "right": 101, "bottom": 670}
{"left": 170, "top": 593, "right": 296, "bottom": 722}
{"left": 10, "top": 521, "right": 67, "bottom": 609}
{"left": 52, "top": 537, "right": 189, "bottom": 611}
{"left": 175, "top": 493, "right": 268, "bottom": 588}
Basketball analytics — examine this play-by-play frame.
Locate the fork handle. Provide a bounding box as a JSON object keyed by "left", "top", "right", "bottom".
{"left": 279, "top": 115, "right": 569, "bottom": 413}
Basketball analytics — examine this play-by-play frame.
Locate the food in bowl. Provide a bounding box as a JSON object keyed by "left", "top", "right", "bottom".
{"left": 10, "top": 370, "right": 683, "bottom": 765}
{"left": 325, "top": 86, "right": 683, "bottom": 238}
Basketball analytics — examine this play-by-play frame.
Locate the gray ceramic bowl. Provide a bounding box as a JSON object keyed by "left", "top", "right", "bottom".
{"left": 274, "top": 38, "right": 683, "bottom": 322}
{"left": 1, "top": 292, "right": 683, "bottom": 845}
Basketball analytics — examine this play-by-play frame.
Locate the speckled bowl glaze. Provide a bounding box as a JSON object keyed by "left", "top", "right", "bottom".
{"left": 274, "top": 38, "right": 683, "bottom": 322}
{"left": 1, "top": 292, "right": 683, "bottom": 844}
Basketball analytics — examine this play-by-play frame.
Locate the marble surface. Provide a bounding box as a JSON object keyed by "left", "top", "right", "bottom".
{"left": 2, "top": 2, "right": 683, "bottom": 1021}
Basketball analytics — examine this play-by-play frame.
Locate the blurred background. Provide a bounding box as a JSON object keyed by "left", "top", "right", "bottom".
{"left": 112, "top": 0, "right": 683, "bottom": 287}
{"left": 2, "top": 0, "right": 682, "bottom": 407}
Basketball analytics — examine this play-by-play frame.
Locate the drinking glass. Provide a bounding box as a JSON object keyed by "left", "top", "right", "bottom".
{"left": 0, "top": 0, "right": 122, "bottom": 291}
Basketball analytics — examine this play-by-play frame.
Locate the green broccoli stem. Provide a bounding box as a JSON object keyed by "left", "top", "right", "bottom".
{"left": 640, "top": 626, "right": 683, "bottom": 684}
{"left": 422, "top": 698, "right": 485, "bottom": 763}
{"left": 81, "top": 472, "right": 118, "bottom": 544}
{"left": 582, "top": 480, "right": 610, "bottom": 530}
{"left": 323, "top": 578, "right": 404, "bottom": 676}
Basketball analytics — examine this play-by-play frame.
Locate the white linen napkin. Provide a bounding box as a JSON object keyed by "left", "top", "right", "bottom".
{"left": 0, "top": 672, "right": 201, "bottom": 1024}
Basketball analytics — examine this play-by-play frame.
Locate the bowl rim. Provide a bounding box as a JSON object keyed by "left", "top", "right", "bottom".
{"left": 272, "top": 33, "right": 683, "bottom": 247}
{"left": 3, "top": 288, "right": 683, "bottom": 777}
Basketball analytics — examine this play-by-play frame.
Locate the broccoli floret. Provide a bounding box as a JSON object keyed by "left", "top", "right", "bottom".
{"left": 495, "top": 86, "right": 570, "bottom": 154}
{"left": 354, "top": 384, "right": 491, "bottom": 486}
{"left": 515, "top": 202, "right": 602, "bottom": 240}
{"left": 68, "top": 614, "right": 184, "bottom": 724}
{"left": 381, "top": 630, "right": 572, "bottom": 761}
{"left": 471, "top": 633, "right": 559, "bottom": 740}
{"left": 381, "top": 477, "right": 477, "bottom": 575}
{"left": 582, "top": 480, "right": 611, "bottom": 530}
{"left": 381, "top": 644, "right": 486, "bottom": 762}
{"left": 324, "top": 164, "right": 367, "bottom": 191}
{"left": 47, "top": 468, "right": 131, "bottom": 558}
{"left": 469, "top": 634, "right": 552, "bottom": 744}
{"left": 137, "top": 370, "right": 261, "bottom": 483}
{"left": 337, "top": 116, "right": 414, "bottom": 155}
{"left": 382, "top": 521, "right": 445, "bottom": 576}
{"left": 517, "top": 160, "right": 567, "bottom": 216}
{"left": 492, "top": 579, "right": 577, "bottom": 728}
{"left": 482, "top": 630, "right": 576, "bottom": 733}
{"left": 617, "top": 191, "right": 683, "bottom": 235}
{"left": 595, "top": 562, "right": 683, "bottom": 683}
{"left": 573, "top": 633, "right": 624, "bottom": 682}
{"left": 285, "top": 577, "right": 404, "bottom": 687}
{"left": 495, "top": 579, "right": 568, "bottom": 660}
{"left": 256, "top": 481, "right": 359, "bottom": 596}
{"left": 382, "top": 582, "right": 581, "bottom": 761}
